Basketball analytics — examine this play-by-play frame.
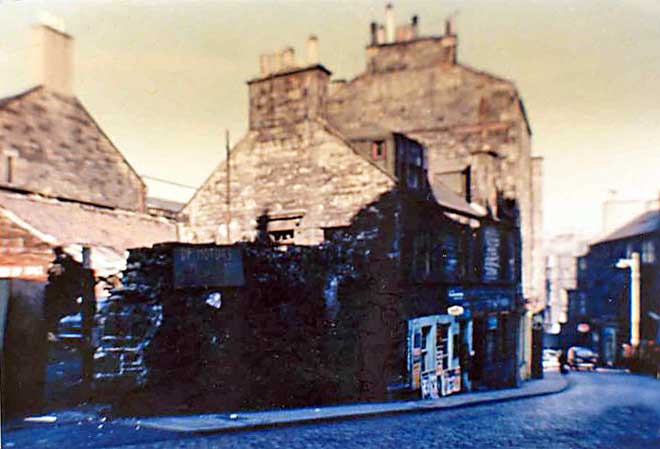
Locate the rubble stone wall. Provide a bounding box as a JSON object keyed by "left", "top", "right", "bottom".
{"left": 179, "top": 121, "right": 395, "bottom": 245}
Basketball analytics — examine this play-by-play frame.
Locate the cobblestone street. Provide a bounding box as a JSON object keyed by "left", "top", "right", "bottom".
{"left": 5, "top": 372, "right": 660, "bottom": 449}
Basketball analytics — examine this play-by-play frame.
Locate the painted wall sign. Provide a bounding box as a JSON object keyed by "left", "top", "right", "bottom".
{"left": 173, "top": 246, "right": 245, "bottom": 288}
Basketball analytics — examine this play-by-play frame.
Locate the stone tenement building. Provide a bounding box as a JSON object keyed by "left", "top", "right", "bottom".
{"left": 326, "top": 7, "right": 543, "bottom": 308}
{"left": 0, "top": 24, "right": 176, "bottom": 280}
{"left": 182, "top": 7, "right": 544, "bottom": 308}
{"left": 180, "top": 27, "right": 528, "bottom": 390}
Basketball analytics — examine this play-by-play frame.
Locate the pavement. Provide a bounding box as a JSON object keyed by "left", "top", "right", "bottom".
{"left": 118, "top": 372, "right": 568, "bottom": 434}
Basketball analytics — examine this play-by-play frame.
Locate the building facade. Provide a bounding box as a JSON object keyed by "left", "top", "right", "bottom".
{"left": 179, "top": 25, "right": 524, "bottom": 398}
{"left": 0, "top": 24, "right": 176, "bottom": 282}
{"left": 324, "top": 7, "right": 543, "bottom": 310}
{"left": 565, "top": 208, "right": 660, "bottom": 365}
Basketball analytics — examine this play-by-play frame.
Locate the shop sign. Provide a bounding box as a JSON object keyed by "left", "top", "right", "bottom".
{"left": 447, "top": 305, "right": 464, "bottom": 316}
{"left": 173, "top": 246, "right": 245, "bottom": 288}
{"left": 447, "top": 287, "right": 464, "bottom": 303}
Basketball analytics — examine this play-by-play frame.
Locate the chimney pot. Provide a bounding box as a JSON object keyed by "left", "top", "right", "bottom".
{"left": 370, "top": 22, "right": 378, "bottom": 46}
{"left": 385, "top": 3, "right": 395, "bottom": 43}
{"left": 306, "top": 35, "right": 319, "bottom": 65}
{"left": 376, "top": 25, "right": 386, "bottom": 45}
{"left": 259, "top": 54, "right": 270, "bottom": 76}
{"left": 282, "top": 47, "right": 295, "bottom": 68}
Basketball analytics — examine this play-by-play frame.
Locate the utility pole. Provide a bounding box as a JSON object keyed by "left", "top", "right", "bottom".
{"left": 225, "top": 129, "right": 231, "bottom": 244}
{"left": 81, "top": 246, "right": 96, "bottom": 398}
{"left": 617, "top": 252, "right": 641, "bottom": 348}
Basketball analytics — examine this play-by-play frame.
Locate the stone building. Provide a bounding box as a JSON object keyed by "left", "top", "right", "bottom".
{"left": 543, "top": 233, "right": 589, "bottom": 339}
{"left": 0, "top": 23, "right": 177, "bottom": 415}
{"left": 179, "top": 25, "right": 525, "bottom": 397}
{"left": 325, "top": 6, "right": 544, "bottom": 310}
{"left": 0, "top": 23, "right": 177, "bottom": 281}
{"left": 565, "top": 205, "right": 659, "bottom": 365}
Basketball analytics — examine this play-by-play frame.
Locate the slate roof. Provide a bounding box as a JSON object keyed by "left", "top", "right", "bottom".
{"left": 0, "top": 189, "right": 177, "bottom": 253}
{"left": 0, "top": 85, "right": 146, "bottom": 211}
{"left": 595, "top": 209, "right": 660, "bottom": 244}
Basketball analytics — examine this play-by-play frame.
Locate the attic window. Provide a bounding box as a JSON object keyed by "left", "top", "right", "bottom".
{"left": 372, "top": 140, "right": 386, "bottom": 160}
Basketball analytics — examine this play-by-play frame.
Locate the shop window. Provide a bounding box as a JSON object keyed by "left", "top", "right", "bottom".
{"left": 420, "top": 325, "right": 433, "bottom": 373}
{"left": 371, "top": 140, "right": 386, "bottom": 160}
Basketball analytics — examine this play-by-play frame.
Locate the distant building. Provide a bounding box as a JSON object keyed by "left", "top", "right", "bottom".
{"left": 0, "top": 24, "right": 176, "bottom": 280}
{"left": 543, "top": 234, "right": 589, "bottom": 338}
{"left": 566, "top": 205, "right": 660, "bottom": 365}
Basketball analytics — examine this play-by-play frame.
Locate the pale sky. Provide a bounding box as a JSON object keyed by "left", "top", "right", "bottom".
{"left": 1, "top": 0, "right": 659, "bottom": 237}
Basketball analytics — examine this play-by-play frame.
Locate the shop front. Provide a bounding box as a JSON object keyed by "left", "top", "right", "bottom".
{"left": 407, "top": 314, "right": 462, "bottom": 399}
{"left": 448, "top": 285, "right": 520, "bottom": 389}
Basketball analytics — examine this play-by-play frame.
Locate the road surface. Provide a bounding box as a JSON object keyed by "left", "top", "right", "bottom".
{"left": 4, "top": 372, "right": 660, "bottom": 449}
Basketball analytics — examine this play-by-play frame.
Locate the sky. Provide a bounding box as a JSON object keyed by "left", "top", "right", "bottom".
{"left": 1, "top": 0, "right": 659, "bottom": 237}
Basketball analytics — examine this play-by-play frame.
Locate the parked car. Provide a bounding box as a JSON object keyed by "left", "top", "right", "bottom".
{"left": 542, "top": 349, "right": 560, "bottom": 370}
{"left": 567, "top": 346, "right": 598, "bottom": 371}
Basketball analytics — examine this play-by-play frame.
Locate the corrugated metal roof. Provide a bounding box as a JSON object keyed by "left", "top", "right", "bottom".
{"left": 595, "top": 209, "right": 660, "bottom": 244}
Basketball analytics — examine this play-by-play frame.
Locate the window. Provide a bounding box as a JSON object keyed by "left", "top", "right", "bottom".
{"left": 269, "top": 229, "right": 294, "bottom": 244}
{"left": 1, "top": 148, "right": 19, "bottom": 184}
{"left": 263, "top": 211, "right": 304, "bottom": 246}
{"left": 371, "top": 140, "right": 386, "bottom": 160}
{"left": 323, "top": 226, "right": 349, "bottom": 242}
{"left": 642, "top": 240, "right": 656, "bottom": 264}
{"left": 420, "top": 326, "right": 433, "bottom": 373}
{"left": 398, "top": 141, "right": 427, "bottom": 191}
{"left": 413, "top": 231, "right": 432, "bottom": 279}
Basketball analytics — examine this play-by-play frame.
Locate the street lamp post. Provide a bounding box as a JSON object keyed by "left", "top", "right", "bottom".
{"left": 616, "top": 252, "right": 641, "bottom": 348}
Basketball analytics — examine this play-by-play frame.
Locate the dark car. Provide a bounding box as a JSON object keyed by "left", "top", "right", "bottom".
{"left": 567, "top": 346, "right": 598, "bottom": 371}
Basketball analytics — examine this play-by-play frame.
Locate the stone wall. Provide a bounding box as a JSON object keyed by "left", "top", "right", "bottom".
{"left": 326, "top": 40, "right": 541, "bottom": 303}
{"left": 179, "top": 120, "right": 395, "bottom": 245}
{"left": 0, "top": 87, "right": 146, "bottom": 211}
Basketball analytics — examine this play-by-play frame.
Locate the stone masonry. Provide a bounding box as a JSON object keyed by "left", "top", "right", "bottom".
{"left": 325, "top": 11, "right": 543, "bottom": 306}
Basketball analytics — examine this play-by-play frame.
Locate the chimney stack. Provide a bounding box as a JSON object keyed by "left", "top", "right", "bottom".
{"left": 411, "top": 15, "right": 419, "bottom": 38}
{"left": 306, "top": 35, "right": 319, "bottom": 65}
{"left": 32, "top": 20, "right": 73, "bottom": 96}
{"left": 385, "top": 3, "right": 395, "bottom": 43}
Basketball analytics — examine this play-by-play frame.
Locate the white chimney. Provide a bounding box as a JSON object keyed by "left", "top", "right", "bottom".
{"left": 32, "top": 21, "right": 73, "bottom": 96}
{"left": 385, "top": 3, "right": 395, "bottom": 43}
{"left": 306, "top": 35, "right": 319, "bottom": 65}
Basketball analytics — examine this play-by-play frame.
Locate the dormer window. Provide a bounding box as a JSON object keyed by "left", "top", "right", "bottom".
{"left": 372, "top": 140, "right": 386, "bottom": 160}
